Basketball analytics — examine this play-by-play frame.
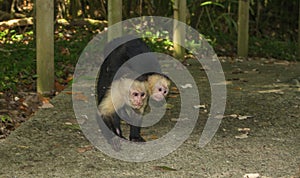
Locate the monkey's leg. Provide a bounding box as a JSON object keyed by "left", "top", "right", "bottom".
{"left": 118, "top": 107, "right": 146, "bottom": 142}
{"left": 129, "top": 125, "right": 146, "bottom": 142}
{"left": 97, "top": 113, "right": 122, "bottom": 151}
{"left": 112, "top": 114, "right": 127, "bottom": 140}
{"left": 128, "top": 111, "right": 146, "bottom": 142}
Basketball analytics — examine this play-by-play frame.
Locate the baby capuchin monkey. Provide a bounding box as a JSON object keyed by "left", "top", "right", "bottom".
{"left": 145, "top": 73, "right": 170, "bottom": 103}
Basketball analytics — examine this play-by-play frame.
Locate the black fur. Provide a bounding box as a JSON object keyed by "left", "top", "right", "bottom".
{"left": 97, "top": 36, "right": 162, "bottom": 148}
{"left": 97, "top": 36, "right": 161, "bottom": 104}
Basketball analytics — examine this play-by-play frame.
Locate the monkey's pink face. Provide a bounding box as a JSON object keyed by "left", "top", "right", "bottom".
{"left": 151, "top": 84, "right": 169, "bottom": 101}
{"left": 130, "top": 90, "right": 147, "bottom": 109}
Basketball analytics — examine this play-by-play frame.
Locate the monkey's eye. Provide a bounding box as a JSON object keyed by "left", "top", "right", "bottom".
{"left": 132, "top": 92, "right": 139, "bottom": 97}
{"left": 164, "top": 90, "right": 167, "bottom": 94}
{"left": 141, "top": 92, "right": 145, "bottom": 97}
{"left": 158, "top": 88, "right": 162, "bottom": 92}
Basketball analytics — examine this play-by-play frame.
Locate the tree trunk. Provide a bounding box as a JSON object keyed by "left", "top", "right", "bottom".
{"left": 70, "top": 0, "right": 81, "bottom": 18}
{"left": 107, "top": 0, "right": 122, "bottom": 41}
{"left": 237, "top": 0, "right": 249, "bottom": 58}
{"left": 173, "top": 0, "right": 186, "bottom": 60}
{"left": 298, "top": 0, "right": 300, "bottom": 60}
{"left": 36, "top": 0, "right": 54, "bottom": 94}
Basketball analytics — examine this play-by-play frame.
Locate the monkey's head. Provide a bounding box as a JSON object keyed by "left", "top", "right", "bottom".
{"left": 128, "top": 81, "right": 148, "bottom": 109}
{"left": 148, "top": 74, "right": 171, "bottom": 102}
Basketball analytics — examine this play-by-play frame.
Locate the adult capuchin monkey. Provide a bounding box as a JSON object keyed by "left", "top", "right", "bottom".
{"left": 98, "top": 78, "right": 148, "bottom": 150}
{"left": 96, "top": 36, "right": 171, "bottom": 150}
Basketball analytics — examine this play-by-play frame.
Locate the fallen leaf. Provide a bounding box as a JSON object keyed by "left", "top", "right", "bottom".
{"left": 238, "top": 115, "right": 253, "bottom": 120}
{"left": 41, "top": 96, "right": 50, "bottom": 104}
{"left": 212, "top": 81, "right": 231, "bottom": 85}
{"left": 64, "top": 122, "right": 73, "bottom": 125}
{"left": 19, "top": 104, "right": 27, "bottom": 110}
{"left": 149, "top": 135, "right": 158, "bottom": 140}
{"left": 180, "top": 84, "right": 192, "bottom": 89}
{"left": 229, "top": 114, "right": 238, "bottom": 118}
{"left": 170, "top": 86, "right": 179, "bottom": 94}
{"left": 39, "top": 102, "right": 54, "bottom": 109}
{"left": 234, "top": 86, "right": 242, "bottom": 90}
{"left": 167, "top": 94, "right": 178, "bottom": 98}
{"left": 252, "top": 68, "right": 259, "bottom": 72}
{"left": 17, "top": 145, "right": 30, "bottom": 149}
{"left": 153, "top": 166, "right": 177, "bottom": 171}
{"left": 77, "top": 145, "right": 94, "bottom": 153}
{"left": 73, "top": 93, "right": 88, "bottom": 102}
{"left": 243, "top": 173, "right": 260, "bottom": 178}
{"left": 193, "top": 104, "right": 206, "bottom": 109}
{"left": 55, "top": 81, "right": 65, "bottom": 92}
{"left": 235, "top": 133, "right": 249, "bottom": 139}
{"left": 65, "top": 75, "right": 73, "bottom": 83}
{"left": 274, "top": 61, "right": 290, "bottom": 65}
{"left": 238, "top": 128, "right": 251, "bottom": 132}
{"left": 170, "top": 117, "right": 189, "bottom": 122}
{"left": 60, "top": 47, "right": 70, "bottom": 55}
{"left": 257, "top": 89, "right": 284, "bottom": 94}
{"left": 165, "top": 103, "right": 174, "bottom": 110}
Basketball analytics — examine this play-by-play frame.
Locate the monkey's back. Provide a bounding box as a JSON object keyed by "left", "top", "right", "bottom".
{"left": 96, "top": 36, "right": 161, "bottom": 105}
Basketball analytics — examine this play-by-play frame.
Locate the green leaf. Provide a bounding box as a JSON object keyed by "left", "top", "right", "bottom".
{"left": 1, "top": 115, "right": 12, "bottom": 122}
{"left": 200, "top": 1, "right": 224, "bottom": 8}
{"left": 153, "top": 166, "right": 177, "bottom": 171}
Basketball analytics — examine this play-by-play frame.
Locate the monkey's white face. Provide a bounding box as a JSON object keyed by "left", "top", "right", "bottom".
{"left": 129, "top": 90, "right": 147, "bottom": 109}
{"left": 151, "top": 83, "right": 169, "bottom": 101}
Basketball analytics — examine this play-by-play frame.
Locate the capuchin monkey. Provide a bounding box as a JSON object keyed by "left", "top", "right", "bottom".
{"left": 97, "top": 75, "right": 170, "bottom": 150}
{"left": 98, "top": 78, "right": 148, "bottom": 150}
{"left": 140, "top": 72, "right": 170, "bottom": 103}
{"left": 96, "top": 36, "right": 171, "bottom": 150}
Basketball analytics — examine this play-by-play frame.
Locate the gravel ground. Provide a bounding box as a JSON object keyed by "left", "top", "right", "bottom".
{"left": 0, "top": 59, "right": 299, "bottom": 178}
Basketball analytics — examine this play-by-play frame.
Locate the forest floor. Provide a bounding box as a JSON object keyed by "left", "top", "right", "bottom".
{"left": 0, "top": 58, "right": 299, "bottom": 178}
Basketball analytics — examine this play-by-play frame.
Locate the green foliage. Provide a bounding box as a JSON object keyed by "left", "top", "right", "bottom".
{"left": 0, "top": 42, "right": 35, "bottom": 91}
{"left": 0, "top": 26, "right": 94, "bottom": 92}
{"left": 1, "top": 0, "right": 299, "bottom": 92}
{"left": 1, "top": 115, "right": 12, "bottom": 123}
{"left": 188, "top": 0, "right": 298, "bottom": 60}
{"left": 188, "top": 0, "right": 236, "bottom": 34}
{"left": 141, "top": 30, "right": 174, "bottom": 53}
{"left": 0, "top": 29, "right": 34, "bottom": 43}
{"left": 200, "top": 1, "right": 224, "bottom": 8}
{"left": 249, "top": 37, "right": 297, "bottom": 60}
{"left": 211, "top": 33, "right": 297, "bottom": 61}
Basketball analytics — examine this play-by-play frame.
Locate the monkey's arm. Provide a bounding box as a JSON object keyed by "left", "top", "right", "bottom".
{"left": 118, "top": 106, "right": 146, "bottom": 142}
{"left": 96, "top": 112, "right": 123, "bottom": 151}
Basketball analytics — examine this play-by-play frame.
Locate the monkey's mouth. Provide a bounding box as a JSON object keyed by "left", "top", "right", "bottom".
{"left": 151, "top": 94, "right": 164, "bottom": 102}
{"left": 133, "top": 103, "right": 143, "bottom": 109}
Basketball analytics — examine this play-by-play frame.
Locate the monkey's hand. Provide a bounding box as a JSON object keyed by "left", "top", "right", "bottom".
{"left": 108, "top": 136, "right": 123, "bottom": 151}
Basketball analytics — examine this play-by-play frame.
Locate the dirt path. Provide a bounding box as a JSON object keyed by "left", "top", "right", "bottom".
{"left": 0, "top": 59, "right": 299, "bottom": 178}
